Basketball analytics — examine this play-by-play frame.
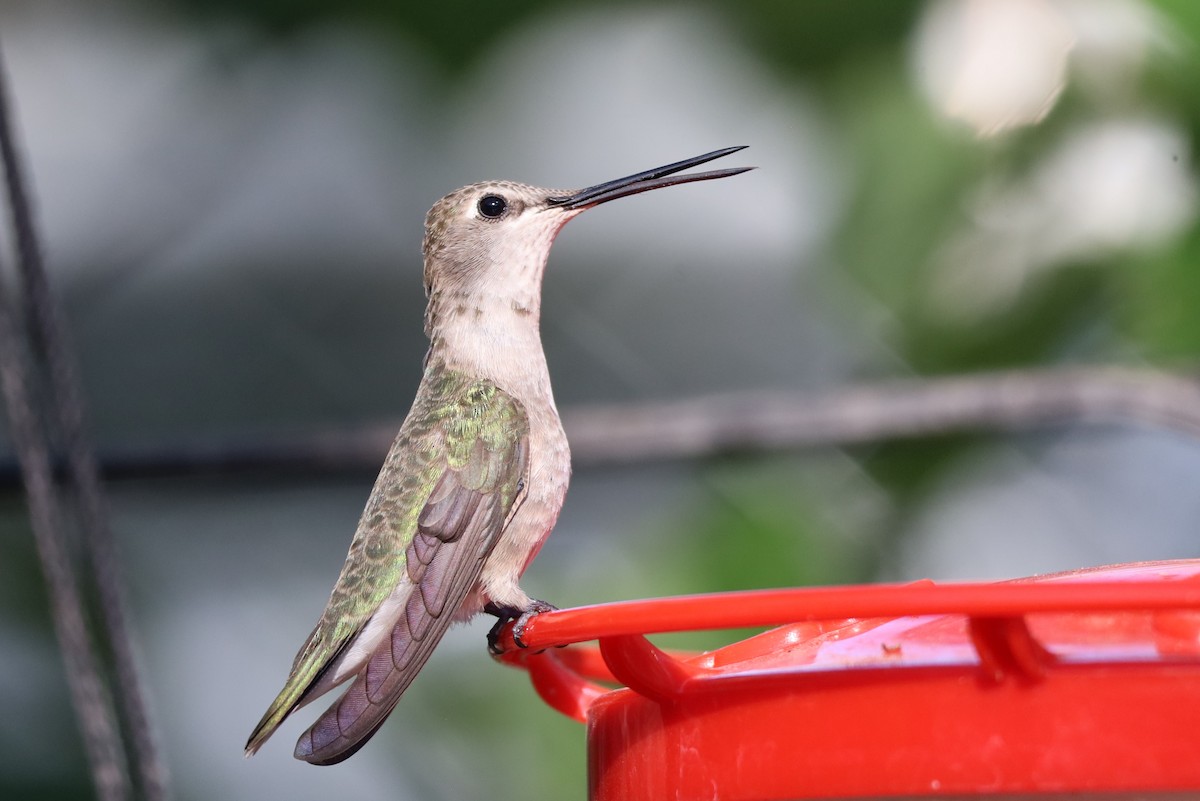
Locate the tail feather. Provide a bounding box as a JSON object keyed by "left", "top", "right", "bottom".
{"left": 293, "top": 584, "right": 458, "bottom": 765}
{"left": 294, "top": 498, "right": 499, "bottom": 764}
{"left": 244, "top": 629, "right": 353, "bottom": 757}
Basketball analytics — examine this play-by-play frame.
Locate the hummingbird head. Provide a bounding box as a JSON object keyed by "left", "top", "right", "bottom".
{"left": 420, "top": 146, "right": 752, "bottom": 303}
{"left": 421, "top": 180, "right": 578, "bottom": 301}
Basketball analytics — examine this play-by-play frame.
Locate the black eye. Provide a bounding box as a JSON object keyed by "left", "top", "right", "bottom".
{"left": 478, "top": 194, "right": 507, "bottom": 219}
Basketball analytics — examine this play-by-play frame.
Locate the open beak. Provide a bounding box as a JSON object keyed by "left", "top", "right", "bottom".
{"left": 549, "top": 146, "right": 752, "bottom": 209}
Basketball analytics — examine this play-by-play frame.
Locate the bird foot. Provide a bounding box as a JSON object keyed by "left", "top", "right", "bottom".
{"left": 485, "top": 600, "right": 557, "bottom": 654}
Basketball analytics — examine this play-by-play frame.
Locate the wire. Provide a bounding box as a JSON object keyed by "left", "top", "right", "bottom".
{"left": 0, "top": 40, "right": 168, "bottom": 801}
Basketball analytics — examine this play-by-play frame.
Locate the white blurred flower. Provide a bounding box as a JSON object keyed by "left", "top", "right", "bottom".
{"left": 914, "top": 0, "right": 1073, "bottom": 136}
{"left": 912, "top": 0, "right": 1166, "bottom": 137}
{"left": 931, "top": 117, "right": 1195, "bottom": 319}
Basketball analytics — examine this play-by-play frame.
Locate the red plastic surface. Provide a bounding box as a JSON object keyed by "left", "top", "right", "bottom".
{"left": 493, "top": 560, "right": 1200, "bottom": 799}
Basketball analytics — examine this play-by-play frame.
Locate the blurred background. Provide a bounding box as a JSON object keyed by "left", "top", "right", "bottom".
{"left": 1, "top": 0, "right": 1199, "bottom": 798}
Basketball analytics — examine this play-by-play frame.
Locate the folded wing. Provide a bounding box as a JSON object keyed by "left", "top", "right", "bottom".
{"left": 245, "top": 369, "right": 528, "bottom": 763}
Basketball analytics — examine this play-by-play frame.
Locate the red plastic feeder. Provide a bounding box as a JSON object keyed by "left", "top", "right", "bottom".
{"left": 492, "top": 559, "right": 1200, "bottom": 799}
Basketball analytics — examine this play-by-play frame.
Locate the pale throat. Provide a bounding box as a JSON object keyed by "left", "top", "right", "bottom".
{"left": 425, "top": 263, "right": 552, "bottom": 395}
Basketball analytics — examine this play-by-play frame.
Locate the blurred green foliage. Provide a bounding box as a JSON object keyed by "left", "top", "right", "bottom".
{"left": 146, "top": 0, "right": 576, "bottom": 75}
{"left": 154, "top": 0, "right": 925, "bottom": 77}
{"left": 1123, "top": 223, "right": 1200, "bottom": 357}
{"left": 682, "top": 457, "right": 877, "bottom": 591}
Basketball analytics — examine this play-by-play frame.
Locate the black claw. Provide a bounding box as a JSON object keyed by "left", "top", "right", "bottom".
{"left": 485, "top": 599, "right": 557, "bottom": 654}
{"left": 512, "top": 600, "right": 557, "bottom": 649}
{"left": 486, "top": 617, "right": 507, "bottom": 655}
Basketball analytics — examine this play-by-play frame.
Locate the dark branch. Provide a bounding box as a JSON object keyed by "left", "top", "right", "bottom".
{"left": 562, "top": 366, "right": 1200, "bottom": 464}
{"left": 14, "top": 366, "right": 1196, "bottom": 485}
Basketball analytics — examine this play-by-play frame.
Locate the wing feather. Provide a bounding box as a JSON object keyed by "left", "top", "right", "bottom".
{"left": 290, "top": 376, "right": 525, "bottom": 762}
{"left": 245, "top": 365, "right": 528, "bottom": 761}
{"left": 295, "top": 462, "right": 516, "bottom": 764}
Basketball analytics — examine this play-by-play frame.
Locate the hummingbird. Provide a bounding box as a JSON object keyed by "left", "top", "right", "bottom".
{"left": 245, "top": 147, "right": 751, "bottom": 765}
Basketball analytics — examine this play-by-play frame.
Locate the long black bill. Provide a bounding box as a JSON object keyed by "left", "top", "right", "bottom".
{"left": 549, "top": 146, "right": 752, "bottom": 209}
